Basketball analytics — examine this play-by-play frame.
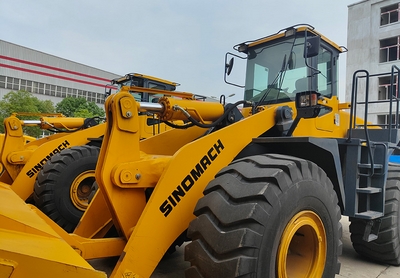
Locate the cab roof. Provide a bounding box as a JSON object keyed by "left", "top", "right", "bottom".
{"left": 111, "top": 73, "right": 180, "bottom": 87}
{"left": 234, "top": 24, "right": 343, "bottom": 53}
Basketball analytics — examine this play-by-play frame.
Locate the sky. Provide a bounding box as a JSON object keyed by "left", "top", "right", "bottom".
{"left": 1, "top": 0, "right": 358, "bottom": 102}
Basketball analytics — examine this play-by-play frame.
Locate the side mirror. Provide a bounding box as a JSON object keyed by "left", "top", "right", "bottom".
{"left": 304, "top": 36, "right": 321, "bottom": 58}
{"left": 104, "top": 86, "right": 112, "bottom": 99}
{"left": 224, "top": 52, "right": 246, "bottom": 88}
{"left": 225, "top": 57, "right": 234, "bottom": 76}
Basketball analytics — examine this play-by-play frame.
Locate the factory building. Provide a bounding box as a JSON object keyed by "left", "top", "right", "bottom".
{"left": 0, "top": 40, "right": 120, "bottom": 106}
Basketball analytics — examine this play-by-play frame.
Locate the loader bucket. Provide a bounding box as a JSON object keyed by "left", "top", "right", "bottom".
{"left": 0, "top": 182, "right": 106, "bottom": 278}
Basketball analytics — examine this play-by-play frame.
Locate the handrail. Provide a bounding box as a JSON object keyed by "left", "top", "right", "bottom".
{"left": 348, "top": 65, "right": 400, "bottom": 177}
{"left": 349, "top": 66, "right": 400, "bottom": 142}
{"left": 348, "top": 69, "right": 369, "bottom": 142}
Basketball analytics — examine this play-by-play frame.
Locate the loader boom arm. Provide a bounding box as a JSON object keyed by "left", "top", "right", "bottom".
{"left": 88, "top": 89, "right": 279, "bottom": 277}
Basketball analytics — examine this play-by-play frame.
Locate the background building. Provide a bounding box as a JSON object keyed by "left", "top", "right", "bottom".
{"left": 0, "top": 40, "right": 120, "bottom": 107}
{"left": 346, "top": 0, "right": 400, "bottom": 125}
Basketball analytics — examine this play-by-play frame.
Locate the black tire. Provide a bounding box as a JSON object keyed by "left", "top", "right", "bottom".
{"left": 33, "top": 145, "right": 99, "bottom": 233}
{"left": 349, "top": 163, "right": 400, "bottom": 265}
{"left": 185, "top": 154, "right": 342, "bottom": 278}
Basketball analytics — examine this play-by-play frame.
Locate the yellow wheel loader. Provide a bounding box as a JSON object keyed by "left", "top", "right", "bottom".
{"left": 1, "top": 24, "right": 400, "bottom": 277}
{"left": 0, "top": 74, "right": 179, "bottom": 232}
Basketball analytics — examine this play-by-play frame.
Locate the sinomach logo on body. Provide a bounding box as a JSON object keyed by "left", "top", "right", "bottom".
{"left": 26, "top": 140, "right": 71, "bottom": 178}
{"left": 160, "top": 139, "right": 224, "bottom": 217}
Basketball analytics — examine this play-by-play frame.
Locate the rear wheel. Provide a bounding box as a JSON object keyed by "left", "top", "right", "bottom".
{"left": 349, "top": 164, "right": 400, "bottom": 265}
{"left": 185, "top": 154, "right": 342, "bottom": 277}
{"left": 33, "top": 145, "right": 99, "bottom": 232}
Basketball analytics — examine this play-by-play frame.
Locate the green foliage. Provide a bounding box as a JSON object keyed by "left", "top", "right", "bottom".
{"left": 38, "top": 99, "right": 55, "bottom": 113}
{"left": 0, "top": 90, "right": 55, "bottom": 137}
{"left": 74, "top": 108, "right": 93, "bottom": 118}
{"left": 56, "top": 97, "right": 105, "bottom": 118}
{"left": 0, "top": 92, "right": 104, "bottom": 138}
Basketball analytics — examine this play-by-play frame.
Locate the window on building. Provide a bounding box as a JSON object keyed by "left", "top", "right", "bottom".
{"left": 88, "top": 92, "right": 95, "bottom": 102}
{"left": 38, "top": 83, "right": 44, "bottom": 94}
{"left": 5, "top": 77, "right": 20, "bottom": 90}
{"left": 378, "top": 75, "right": 399, "bottom": 100}
{"left": 26, "top": 80, "right": 32, "bottom": 92}
{"left": 77, "top": 90, "right": 88, "bottom": 99}
{"left": 377, "top": 115, "right": 386, "bottom": 125}
{"left": 61, "top": 87, "right": 66, "bottom": 98}
{"left": 20, "top": 80, "right": 26, "bottom": 91}
{"left": 97, "top": 93, "right": 105, "bottom": 104}
{"left": 14, "top": 79, "right": 20, "bottom": 90}
{"left": 20, "top": 79, "right": 32, "bottom": 92}
{"left": 377, "top": 114, "right": 400, "bottom": 128}
{"left": 44, "top": 84, "right": 51, "bottom": 95}
{"left": 380, "top": 36, "right": 400, "bottom": 63}
{"left": 0, "top": 76, "right": 6, "bottom": 88}
{"left": 56, "top": 86, "right": 61, "bottom": 97}
{"left": 50, "top": 85, "right": 56, "bottom": 96}
{"left": 381, "top": 3, "right": 400, "bottom": 26}
{"left": 6, "top": 78, "right": 12, "bottom": 90}
{"left": 32, "top": 82, "right": 38, "bottom": 94}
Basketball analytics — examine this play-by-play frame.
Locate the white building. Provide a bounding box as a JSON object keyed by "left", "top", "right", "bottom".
{"left": 0, "top": 40, "right": 120, "bottom": 106}
{"left": 346, "top": 0, "right": 400, "bottom": 125}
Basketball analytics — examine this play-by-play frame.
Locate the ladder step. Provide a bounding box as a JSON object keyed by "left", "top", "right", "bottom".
{"left": 355, "top": 211, "right": 383, "bottom": 219}
{"left": 356, "top": 187, "right": 382, "bottom": 194}
{"left": 358, "top": 163, "right": 383, "bottom": 170}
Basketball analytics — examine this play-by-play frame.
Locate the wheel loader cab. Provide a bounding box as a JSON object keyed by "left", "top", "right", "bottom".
{"left": 111, "top": 73, "right": 178, "bottom": 102}
{"left": 110, "top": 73, "right": 182, "bottom": 139}
{"left": 236, "top": 26, "right": 341, "bottom": 107}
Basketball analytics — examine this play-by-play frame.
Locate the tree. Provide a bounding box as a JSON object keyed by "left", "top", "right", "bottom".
{"left": 0, "top": 90, "right": 55, "bottom": 137}
{"left": 55, "top": 97, "right": 105, "bottom": 118}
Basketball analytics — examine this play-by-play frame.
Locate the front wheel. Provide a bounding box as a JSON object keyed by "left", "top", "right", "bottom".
{"left": 33, "top": 145, "right": 99, "bottom": 232}
{"left": 185, "top": 154, "right": 342, "bottom": 277}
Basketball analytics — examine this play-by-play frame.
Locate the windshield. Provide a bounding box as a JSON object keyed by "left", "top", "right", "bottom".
{"left": 114, "top": 80, "right": 143, "bottom": 102}
{"left": 115, "top": 80, "right": 163, "bottom": 103}
{"left": 244, "top": 33, "right": 334, "bottom": 105}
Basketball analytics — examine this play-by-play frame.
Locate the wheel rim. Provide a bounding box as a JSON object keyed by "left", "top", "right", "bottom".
{"left": 277, "top": 210, "right": 327, "bottom": 278}
{"left": 70, "top": 170, "right": 96, "bottom": 211}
